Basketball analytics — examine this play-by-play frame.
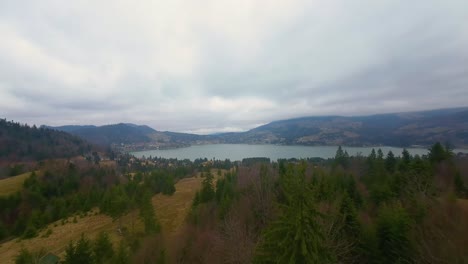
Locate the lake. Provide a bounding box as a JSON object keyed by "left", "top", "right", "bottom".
{"left": 131, "top": 144, "right": 468, "bottom": 161}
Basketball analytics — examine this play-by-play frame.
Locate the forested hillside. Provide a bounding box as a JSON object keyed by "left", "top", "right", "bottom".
{"left": 0, "top": 156, "right": 232, "bottom": 263}
{"left": 49, "top": 123, "right": 154, "bottom": 146}
{"left": 50, "top": 123, "right": 207, "bottom": 149}
{"left": 0, "top": 119, "right": 93, "bottom": 162}
{"left": 221, "top": 107, "right": 468, "bottom": 147}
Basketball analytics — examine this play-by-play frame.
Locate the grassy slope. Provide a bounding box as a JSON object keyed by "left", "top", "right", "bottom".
{"left": 0, "top": 211, "right": 121, "bottom": 263}
{"left": 0, "top": 172, "right": 32, "bottom": 196}
{"left": 0, "top": 170, "right": 223, "bottom": 263}
{"left": 152, "top": 176, "right": 203, "bottom": 234}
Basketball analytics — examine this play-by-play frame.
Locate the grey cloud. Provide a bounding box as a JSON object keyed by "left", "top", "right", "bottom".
{"left": 0, "top": 0, "right": 467, "bottom": 133}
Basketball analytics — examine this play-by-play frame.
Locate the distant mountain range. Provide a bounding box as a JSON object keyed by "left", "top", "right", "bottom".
{"left": 48, "top": 107, "right": 468, "bottom": 149}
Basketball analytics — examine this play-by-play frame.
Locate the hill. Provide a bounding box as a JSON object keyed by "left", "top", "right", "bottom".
{"left": 49, "top": 123, "right": 154, "bottom": 146}
{"left": 227, "top": 107, "right": 468, "bottom": 147}
{"left": 0, "top": 119, "right": 93, "bottom": 162}
{"left": 48, "top": 107, "right": 468, "bottom": 149}
{"left": 0, "top": 173, "right": 209, "bottom": 264}
{"left": 49, "top": 123, "right": 210, "bottom": 149}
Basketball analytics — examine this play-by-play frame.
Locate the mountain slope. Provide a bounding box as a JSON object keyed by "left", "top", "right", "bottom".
{"left": 0, "top": 119, "right": 93, "bottom": 162}
{"left": 48, "top": 107, "right": 468, "bottom": 149}
{"left": 50, "top": 123, "right": 207, "bottom": 148}
{"left": 51, "top": 123, "right": 156, "bottom": 146}
{"left": 224, "top": 107, "right": 468, "bottom": 147}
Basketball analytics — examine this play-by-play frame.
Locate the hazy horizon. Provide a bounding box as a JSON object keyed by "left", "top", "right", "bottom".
{"left": 10, "top": 105, "right": 461, "bottom": 135}
{"left": 1, "top": 1, "right": 467, "bottom": 134}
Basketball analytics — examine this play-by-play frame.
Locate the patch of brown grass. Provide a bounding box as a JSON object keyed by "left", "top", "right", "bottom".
{"left": 0, "top": 210, "right": 121, "bottom": 264}
{"left": 152, "top": 177, "right": 204, "bottom": 234}
{"left": 0, "top": 172, "right": 32, "bottom": 196}
{"left": 152, "top": 169, "right": 227, "bottom": 234}
{"left": 155, "top": 169, "right": 230, "bottom": 262}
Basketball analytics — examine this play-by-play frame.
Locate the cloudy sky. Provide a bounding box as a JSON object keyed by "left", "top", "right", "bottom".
{"left": 1, "top": 1, "right": 467, "bottom": 134}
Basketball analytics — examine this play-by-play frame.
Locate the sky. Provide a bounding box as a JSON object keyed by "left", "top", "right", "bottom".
{"left": 1, "top": 0, "right": 467, "bottom": 134}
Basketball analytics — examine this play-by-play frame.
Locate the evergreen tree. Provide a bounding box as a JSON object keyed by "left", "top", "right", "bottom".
{"left": 385, "top": 151, "right": 396, "bottom": 173}
{"left": 339, "top": 193, "right": 361, "bottom": 238}
{"left": 199, "top": 173, "right": 215, "bottom": 203}
{"left": 139, "top": 192, "right": 160, "bottom": 234}
{"left": 255, "top": 162, "right": 333, "bottom": 263}
{"left": 334, "top": 146, "right": 349, "bottom": 168}
{"left": 376, "top": 203, "right": 413, "bottom": 264}
{"left": 93, "top": 232, "right": 114, "bottom": 263}
{"left": 345, "top": 175, "right": 362, "bottom": 208}
{"left": 101, "top": 186, "right": 130, "bottom": 231}
{"left": 338, "top": 193, "right": 362, "bottom": 263}
{"left": 428, "top": 142, "right": 452, "bottom": 165}
{"left": 215, "top": 172, "right": 236, "bottom": 219}
{"left": 375, "top": 149, "right": 386, "bottom": 178}
{"left": 367, "top": 149, "right": 377, "bottom": 176}
{"left": 398, "top": 149, "right": 411, "bottom": 172}
{"left": 369, "top": 149, "right": 377, "bottom": 160}
{"left": 377, "top": 149, "right": 384, "bottom": 160}
{"left": 64, "top": 234, "right": 94, "bottom": 264}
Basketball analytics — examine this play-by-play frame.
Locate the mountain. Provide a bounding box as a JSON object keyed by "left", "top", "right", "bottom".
{"left": 0, "top": 119, "right": 94, "bottom": 162}
{"left": 49, "top": 123, "right": 156, "bottom": 146}
{"left": 220, "top": 107, "right": 468, "bottom": 147}
{"left": 49, "top": 123, "right": 208, "bottom": 149}
{"left": 48, "top": 107, "right": 468, "bottom": 149}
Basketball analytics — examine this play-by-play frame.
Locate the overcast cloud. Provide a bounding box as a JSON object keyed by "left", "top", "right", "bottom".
{"left": 1, "top": 0, "right": 467, "bottom": 134}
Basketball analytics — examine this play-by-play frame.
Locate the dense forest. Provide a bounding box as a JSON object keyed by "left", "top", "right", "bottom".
{"left": 173, "top": 144, "right": 468, "bottom": 263}
{"left": 173, "top": 143, "right": 468, "bottom": 263}
{"left": 4, "top": 143, "right": 468, "bottom": 263}
{"left": 0, "top": 119, "right": 94, "bottom": 163}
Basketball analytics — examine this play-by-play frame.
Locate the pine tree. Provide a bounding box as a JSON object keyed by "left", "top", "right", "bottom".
{"left": 334, "top": 146, "right": 349, "bottom": 168}
{"left": 255, "top": 162, "right": 333, "bottom": 263}
{"left": 101, "top": 186, "right": 130, "bottom": 231}
{"left": 93, "top": 232, "right": 114, "bottom": 263}
{"left": 340, "top": 193, "right": 361, "bottom": 238}
{"left": 377, "top": 149, "right": 384, "bottom": 160}
{"left": 139, "top": 192, "right": 160, "bottom": 234}
{"left": 346, "top": 175, "right": 362, "bottom": 208}
{"left": 64, "top": 234, "right": 94, "bottom": 264}
{"left": 428, "top": 142, "right": 449, "bottom": 164}
{"left": 376, "top": 203, "right": 413, "bottom": 264}
{"left": 199, "top": 173, "right": 215, "bottom": 203}
{"left": 385, "top": 151, "right": 396, "bottom": 173}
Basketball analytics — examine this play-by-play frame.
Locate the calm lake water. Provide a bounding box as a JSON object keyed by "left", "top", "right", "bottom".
{"left": 131, "top": 144, "right": 468, "bottom": 161}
